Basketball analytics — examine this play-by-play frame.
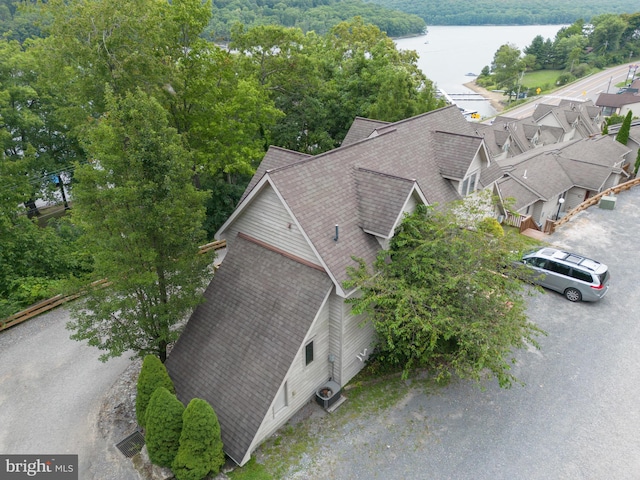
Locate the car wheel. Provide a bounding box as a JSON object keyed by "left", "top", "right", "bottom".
{"left": 565, "top": 287, "right": 582, "bottom": 302}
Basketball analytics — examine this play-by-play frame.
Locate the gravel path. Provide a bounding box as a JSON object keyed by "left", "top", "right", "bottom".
{"left": 0, "top": 306, "right": 139, "bottom": 480}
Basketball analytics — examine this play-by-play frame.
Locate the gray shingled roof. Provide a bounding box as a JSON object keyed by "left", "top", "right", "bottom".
{"left": 166, "top": 234, "right": 333, "bottom": 464}
{"left": 433, "top": 131, "right": 484, "bottom": 180}
{"left": 497, "top": 136, "right": 630, "bottom": 204}
{"left": 341, "top": 117, "right": 390, "bottom": 146}
{"left": 596, "top": 93, "right": 640, "bottom": 108}
{"left": 355, "top": 168, "right": 417, "bottom": 237}
{"left": 496, "top": 176, "right": 539, "bottom": 210}
{"left": 239, "top": 146, "right": 311, "bottom": 204}
{"left": 264, "top": 105, "right": 476, "bottom": 290}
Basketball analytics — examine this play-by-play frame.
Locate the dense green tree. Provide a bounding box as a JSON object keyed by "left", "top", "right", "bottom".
{"left": 172, "top": 398, "right": 225, "bottom": 480}
{"left": 145, "top": 387, "right": 185, "bottom": 468}
{"left": 344, "top": 198, "right": 544, "bottom": 387}
{"left": 136, "top": 355, "right": 176, "bottom": 428}
{"left": 615, "top": 111, "right": 633, "bottom": 145}
{"left": 67, "top": 89, "right": 211, "bottom": 362}
{"left": 590, "top": 13, "right": 627, "bottom": 54}
{"left": 634, "top": 148, "right": 640, "bottom": 176}
{"left": 491, "top": 44, "right": 524, "bottom": 93}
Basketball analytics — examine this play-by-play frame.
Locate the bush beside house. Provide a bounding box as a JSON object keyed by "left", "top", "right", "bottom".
{"left": 136, "top": 355, "right": 176, "bottom": 428}
{"left": 172, "top": 398, "right": 225, "bottom": 480}
{"left": 145, "top": 387, "right": 185, "bottom": 468}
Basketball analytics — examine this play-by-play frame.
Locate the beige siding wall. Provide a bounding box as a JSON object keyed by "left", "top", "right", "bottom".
{"left": 565, "top": 188, "right": 586, "bottom": 212}
{"left": 340, "top": 295, "right": 377, "bottom": 386}
{"left": 246, "top": 289, "right": 332, "bottom": 464}
{"left": 222, "top": 185, "right": 320, "bottom": 266}
{"left": 328, "top": 291, "right": 344, "bottom": 384}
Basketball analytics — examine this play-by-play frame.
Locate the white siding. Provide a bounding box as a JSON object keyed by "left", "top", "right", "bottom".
{"left": 222, "top": 185, "right": 320, "bottom": 266}
{"left": 245, "top": 289, "right": 332, "bottom": 464}
{"left": 403, "top": 192, "right": 419, "bottom": 215}
{"left": 339, "top": 294, "right": 377, "bottom": 386}
{"left": 328, "top": 291, "right": 344, "bottom": 384}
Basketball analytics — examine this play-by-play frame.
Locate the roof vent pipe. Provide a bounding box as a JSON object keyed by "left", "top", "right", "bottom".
{"left": 334, "top": 224, "right": 339, "bottom": 242}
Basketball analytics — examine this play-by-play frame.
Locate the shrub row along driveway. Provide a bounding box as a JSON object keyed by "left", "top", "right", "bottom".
{"left": 281, "top": 187, "right": 640, "bottom": 479}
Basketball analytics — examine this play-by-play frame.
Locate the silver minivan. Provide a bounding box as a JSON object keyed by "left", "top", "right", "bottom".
{"left": 521, "top": 247, "right": 610, "bottom": 302}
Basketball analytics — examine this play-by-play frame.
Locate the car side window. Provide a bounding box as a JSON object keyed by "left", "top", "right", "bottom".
{"left": 570, "top": 268, "right": 593, "bottom": 282}
{"left": 546, "top": 261, "right": 571, "bottom": 276}
{"left": 528, "top": 257, "right": 547, "bottom": 269}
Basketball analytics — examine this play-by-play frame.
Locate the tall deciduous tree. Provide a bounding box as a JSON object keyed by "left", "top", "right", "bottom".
{"left": 344, "top": 200, "right": 544, "bottom": 387}
{"left": 67, "top": 88, "right": 211, "bottom": 362}
{"left": 491, "top": 43, "right": 524, "bottom": 92}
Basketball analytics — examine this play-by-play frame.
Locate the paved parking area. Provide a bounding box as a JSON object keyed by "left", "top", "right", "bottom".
{"left": 287, "top": 186, "right": 640, "bottom": 479}
{"left": 2, "top": 188, "right": 639, "bottom": 480}
{"left": 0, "top": 307, "right": 136, "bottom": 479}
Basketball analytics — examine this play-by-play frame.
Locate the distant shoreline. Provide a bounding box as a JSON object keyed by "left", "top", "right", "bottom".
{"left": 463, "top": 81, "right": 505, "bottom": 113}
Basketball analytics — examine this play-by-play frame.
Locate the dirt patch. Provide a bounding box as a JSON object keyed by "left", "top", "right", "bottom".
{"left": 463, "top": 81, "right": 506, "bottom": 113}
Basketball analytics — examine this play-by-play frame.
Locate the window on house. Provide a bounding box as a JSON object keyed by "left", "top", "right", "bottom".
{"left": 461, "top": 172, "right": 477, "bottom": 196}
{"left": 305, "top": 341, "right": 314, "bottom": 365}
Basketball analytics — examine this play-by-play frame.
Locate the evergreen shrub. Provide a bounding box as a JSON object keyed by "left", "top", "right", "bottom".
{"left": 135, "top": 354, "right": 175, "bottom": 428}
{"left": 145, "top": 387, "right": 185, "bottom": 468}
{"left": 172, "top": 398, "right": 225, "bottom": 480}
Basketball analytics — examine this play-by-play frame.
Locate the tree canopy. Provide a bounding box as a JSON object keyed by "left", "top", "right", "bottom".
{"left": 67, "top": 89, "right": 212, "bottom": 362}
{"left": 344, "top": 199, "right": 544, "bottom": 387}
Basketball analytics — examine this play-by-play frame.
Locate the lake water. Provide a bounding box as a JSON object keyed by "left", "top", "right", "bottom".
{"left": 395, "top": 25, "right": 568, "bottom": 117}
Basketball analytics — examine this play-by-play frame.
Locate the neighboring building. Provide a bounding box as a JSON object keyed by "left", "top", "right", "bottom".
{"left": 165, "top": 105, "right": 500, "bottom": 466}
{"left": 475, "top": 100, "right": 602, "bottom": 160}
{"left": 607, "top": 120, "right": 640, "bottom": 164}
{"left": 596, "top": 92, "right": 640, "bottom": 117}
{"left": 530, "top": 100, "right": 602, "bottom": 142}
{"left": 495, "top": 135, "right": 631, "bottom": 225}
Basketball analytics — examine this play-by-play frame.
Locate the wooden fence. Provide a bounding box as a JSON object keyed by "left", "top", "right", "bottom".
{"left": 0, "top": 239, "right": 227, "bottom": 332}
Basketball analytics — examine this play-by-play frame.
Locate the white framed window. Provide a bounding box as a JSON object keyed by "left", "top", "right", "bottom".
{"left": 461, "top": 172, "right": 478, "bottom": 196}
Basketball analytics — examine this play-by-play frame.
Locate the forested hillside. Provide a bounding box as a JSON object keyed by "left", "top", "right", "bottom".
{"left": 0, "top": 0, "right": 426, "bottom": 42}
{"left": 364, "top": 0, "right": 636, "bottom": 26}
{"left": 205, "top": 0, "right": 426, "bottom": 39}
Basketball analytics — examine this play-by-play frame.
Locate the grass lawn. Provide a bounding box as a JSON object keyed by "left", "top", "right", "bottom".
{"left": 521, "top": 69, "right": 563, "bottom": 93}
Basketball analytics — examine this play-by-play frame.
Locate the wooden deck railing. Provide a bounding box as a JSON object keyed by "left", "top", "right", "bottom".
{"left": 0, "top": 239, "right": 227, "bottom": 332}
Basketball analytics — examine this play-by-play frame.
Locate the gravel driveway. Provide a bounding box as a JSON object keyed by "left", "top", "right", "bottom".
{"left": 0, "top": 306, "right": 138, "bottom": 479}
{"left": 3, "top": 188, "right": 639, "bottom": 480}
{"left": 277, "top": 186, "right": 640, "bottom": 479}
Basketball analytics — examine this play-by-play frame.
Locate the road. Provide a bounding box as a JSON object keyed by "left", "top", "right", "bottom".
{"left": 0, "top": 307, "right": 137, "bottom": 479}
{"left": 286, "top": 185, "right": 640, "bottom": 479}
{"left": 499, "top": 63, "right": 635, "bottom": 119}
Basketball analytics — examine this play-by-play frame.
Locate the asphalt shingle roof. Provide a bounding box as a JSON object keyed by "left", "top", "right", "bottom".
{"left": 355, "top": 168, "right": 417, "bottom": 237}
{"left": 265, "top": 105, "right": 477, "bottom": 289}
{"left": 341, "top": 117, "right": 390, "bottom": 146}
{"left": 166, "top": 234, "right": 333, "bottom": 464}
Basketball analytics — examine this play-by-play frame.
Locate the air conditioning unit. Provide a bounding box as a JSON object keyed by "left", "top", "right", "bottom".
{"left": 599, "top": 195, "right": 616, "bottom": 210}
